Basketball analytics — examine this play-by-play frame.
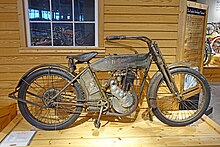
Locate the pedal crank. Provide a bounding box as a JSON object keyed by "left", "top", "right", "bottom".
{"left": 94, "top": 100, "right": 107, "bottom": 128}
{"left": 94, "top": 106, "right": 103, "bottom": 128}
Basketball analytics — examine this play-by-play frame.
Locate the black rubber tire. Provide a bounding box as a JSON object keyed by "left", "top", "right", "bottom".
{"left": 18, "top": 68, "right": 84, "bottom": 130}
{"left": 152, "top": 67, "right": 211, "bottom": 126}
{"left": 204, "top": 41, "right": 212, "bottom": 65}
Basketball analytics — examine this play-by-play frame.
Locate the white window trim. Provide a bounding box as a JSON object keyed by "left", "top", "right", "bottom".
{"left": 24, "top": 0, "right": 98, "bottom": 48}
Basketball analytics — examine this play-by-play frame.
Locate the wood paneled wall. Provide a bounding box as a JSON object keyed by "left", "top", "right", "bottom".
{"left": 104, "top": 0, "right": 179, "bottom": 58}
{"left": 0, "top": 0, "right": 19, "bottom": 101}
{"left": 0, "top": 0, "right": 182, "bottom": 102}
{"left": 204, "top": 65, "right": 220, "bottom": 82}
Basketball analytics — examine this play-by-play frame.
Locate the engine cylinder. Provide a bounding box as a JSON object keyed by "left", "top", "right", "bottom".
{"left": 110, "top": 79, "right": 134, "bottom": 113}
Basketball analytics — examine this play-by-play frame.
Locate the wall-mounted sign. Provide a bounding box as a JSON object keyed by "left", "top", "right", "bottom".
{"left": 187, "top": 7, "right": 206, "bottom": 16}
{"left": 184, "top": 6, "right": 207, "bottom": 70}
{"left": 216, "top": 0, "right": 220, "bottom": 11}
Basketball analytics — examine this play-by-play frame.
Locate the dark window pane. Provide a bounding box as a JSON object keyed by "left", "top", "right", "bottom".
{"left": 74, "top": 0, "right": 95, "bottom": 21}
{"left": 28, "top": 0, "right": 50, "bottom": 21}
{"left": 53, "top": 24, "right": 73, "bottom": 46}
{"left": 52, "top": 0, "right": 73, "bottom": 21}
{"left": 75, "top": 23, "right": 95, "bottom": 46}
{"left": 30, "top": 23, "right": 51, "bottom": 46}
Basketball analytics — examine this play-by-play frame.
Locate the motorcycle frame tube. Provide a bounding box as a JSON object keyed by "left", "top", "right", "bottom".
{"left": 50, "top": 67, "right": 89, "bottom": 101}
{"left": 50, "top": 66, "right": 107, "bottom": 105}
{"left": 138, "top": 54, "right": 153, "bottom": 98}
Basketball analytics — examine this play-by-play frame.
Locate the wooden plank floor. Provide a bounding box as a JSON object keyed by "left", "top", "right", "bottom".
{"left": 2, "top": 109, "right": 220, "bottom": 147}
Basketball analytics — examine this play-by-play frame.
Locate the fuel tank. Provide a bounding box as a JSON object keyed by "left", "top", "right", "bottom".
{"left": 90, "top": 53, "right": 149, "bottom": 72}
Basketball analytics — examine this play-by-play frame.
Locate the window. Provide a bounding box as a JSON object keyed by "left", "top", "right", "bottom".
{"left": 24, "top": 0, "right": 98, "bottom": 47}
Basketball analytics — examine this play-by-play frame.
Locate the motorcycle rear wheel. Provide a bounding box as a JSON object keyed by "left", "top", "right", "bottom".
{"left": 18, "top": 68, "right": 84, "bottom": 130}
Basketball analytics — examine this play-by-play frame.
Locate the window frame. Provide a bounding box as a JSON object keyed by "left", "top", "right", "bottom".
{"left": 18, "top": 0, "right": 104, "bottom": 54}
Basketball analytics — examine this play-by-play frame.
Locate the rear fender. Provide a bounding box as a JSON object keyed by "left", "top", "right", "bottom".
{"left": 15, "top": 64, "right": 71, "bottom": 89}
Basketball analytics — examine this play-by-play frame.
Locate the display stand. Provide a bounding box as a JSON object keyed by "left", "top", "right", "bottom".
{"left": 1, "top": 111, "right": 220, "bottom": 146}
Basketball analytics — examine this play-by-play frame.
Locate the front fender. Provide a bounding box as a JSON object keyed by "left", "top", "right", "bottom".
{"left": 167, "top": 62, "right": 191, "bottom": 70}
{"left": 147, "top": 62, "right": 191, "bottom": 108}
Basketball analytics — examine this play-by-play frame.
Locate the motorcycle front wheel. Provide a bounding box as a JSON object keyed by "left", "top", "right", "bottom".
{"left": 152, "top": 67, "right": 211, "bottom": 126}
{"left": 18, "top": 68, "right": 84, "bottom": 130}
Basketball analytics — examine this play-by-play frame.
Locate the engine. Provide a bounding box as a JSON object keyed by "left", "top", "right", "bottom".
{"left": 109, "top": 71, "right": 136, "bottom": 114}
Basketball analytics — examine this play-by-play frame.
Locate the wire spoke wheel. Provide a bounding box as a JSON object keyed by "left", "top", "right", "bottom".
{"left": 206, "top": 23, "right": 215, "bottom": 35}
{"left": 152, "top": 68, "right": 210, "bottom": 126}
{"left": 211, "top": 37, "right": 220, "bottom": 54}
{"left": 18, "top": 68, "right": 84, "bottom": 130}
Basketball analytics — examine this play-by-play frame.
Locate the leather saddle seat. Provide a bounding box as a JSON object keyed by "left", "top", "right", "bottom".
{"left": 67, "top": 52, "right": 98, "bottom": 63}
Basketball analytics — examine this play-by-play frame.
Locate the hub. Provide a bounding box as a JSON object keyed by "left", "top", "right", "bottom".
{"left": 176, "top": 94, "right": 184, "bottom": 102}
{"left": 43, "top": 88, "right": 61, "bottom": 107}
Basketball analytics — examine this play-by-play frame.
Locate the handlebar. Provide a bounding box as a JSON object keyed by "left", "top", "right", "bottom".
{"left": 105, "top": 36, "right": 126, "bottom": 40}
{"left": 105, "top": 35, "right": 152, "bottom": 43}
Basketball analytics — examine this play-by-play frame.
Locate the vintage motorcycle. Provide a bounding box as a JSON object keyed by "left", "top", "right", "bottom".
{"left": 9, "top": 36, "right": 211, "bottom": 130}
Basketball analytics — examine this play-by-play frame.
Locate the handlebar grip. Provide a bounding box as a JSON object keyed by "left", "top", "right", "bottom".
{"left": 105, "top": 36, "right": 126, "bottom": 40}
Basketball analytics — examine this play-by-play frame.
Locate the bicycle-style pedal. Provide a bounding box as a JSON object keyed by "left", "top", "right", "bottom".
{"left": 94, "top": 119, "right": 101, "bottom": 128}
{"left": 146, "top": 108, "right": 153, "bottom": 122}
{"left": 148, "top": 112, "right": 153, "bottom": 122}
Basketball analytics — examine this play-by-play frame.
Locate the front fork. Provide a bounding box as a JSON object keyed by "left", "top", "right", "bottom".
{"left": 151, "top": 43, "right": 180, "bottom": 98}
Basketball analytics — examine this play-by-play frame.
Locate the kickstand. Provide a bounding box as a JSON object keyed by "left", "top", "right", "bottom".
{"left": 94, "top": 106, "right": 103, "bottom": 128}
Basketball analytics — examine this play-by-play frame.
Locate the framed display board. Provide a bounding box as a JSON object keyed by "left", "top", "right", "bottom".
{"left": 183, "top": 1, "right": 208, "bottom": 72}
